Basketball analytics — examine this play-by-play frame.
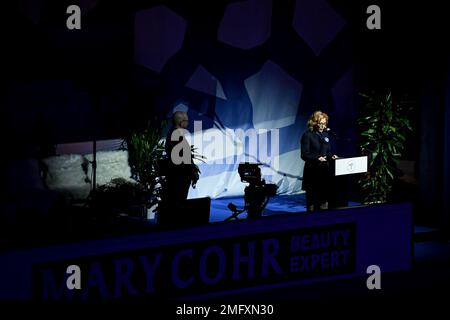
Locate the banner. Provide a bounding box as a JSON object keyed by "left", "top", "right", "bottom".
{"left": 33, "top": 223, "right": 355, "bottom": 301}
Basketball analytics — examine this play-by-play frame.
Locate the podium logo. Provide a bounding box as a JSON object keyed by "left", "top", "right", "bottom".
{"left": 347, "top": 161, "right": 355, "bottom": 172}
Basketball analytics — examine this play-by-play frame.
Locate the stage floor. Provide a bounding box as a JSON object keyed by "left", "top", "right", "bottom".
{"left": 208, "top": 193, "right": 361, "bottom": 222}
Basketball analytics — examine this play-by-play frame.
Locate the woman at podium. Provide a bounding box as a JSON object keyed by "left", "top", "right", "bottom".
{"left": 301, "top": 111, "right": 338, "bottom": 211}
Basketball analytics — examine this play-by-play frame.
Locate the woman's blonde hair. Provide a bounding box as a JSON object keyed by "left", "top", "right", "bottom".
{"left": 307, "top": 111, "right": 329, "bottom": 129}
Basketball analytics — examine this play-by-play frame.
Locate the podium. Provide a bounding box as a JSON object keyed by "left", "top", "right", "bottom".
{"left": 328, "top": 156, "right": 368, "bottom": 208}
{"left": 334, "top": 156, "right": 368, "bottom": 176}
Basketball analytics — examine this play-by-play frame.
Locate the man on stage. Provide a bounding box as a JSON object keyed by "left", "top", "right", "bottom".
{"left": 165, "top": 111, "right": 198, "bottom": 201}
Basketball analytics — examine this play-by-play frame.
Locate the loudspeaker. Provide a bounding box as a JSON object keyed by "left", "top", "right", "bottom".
{"left": 157, "top": 197, "right": 211, "bottom": 229}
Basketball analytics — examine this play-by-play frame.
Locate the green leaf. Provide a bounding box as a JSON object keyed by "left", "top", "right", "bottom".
{"left": 356, "top": 90, "right": 415, "bottom": 203}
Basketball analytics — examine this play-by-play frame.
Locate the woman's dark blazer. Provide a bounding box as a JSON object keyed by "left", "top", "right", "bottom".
{"left": 300, "top": 129, "right": 333, "bottom": 191}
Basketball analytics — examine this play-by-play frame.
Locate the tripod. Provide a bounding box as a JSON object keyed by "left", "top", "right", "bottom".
{"left": 225, "top": 184, "right": 271, "bottom": 221}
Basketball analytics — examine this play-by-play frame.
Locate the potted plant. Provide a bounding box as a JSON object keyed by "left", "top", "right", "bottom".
{"left": 91, "top": 116, "right": 206, "bottom": 222}
{"left": 85, "top": 117, "right": 169, "bottom": 223}
{"left": 90, "top": 178, "right": 148, "bottom": 222}
{"left": 357, "top": 91, "right": 413, "bottom": 204}
{"left": 126, "top": 117, "right": 168, "bottom": 215}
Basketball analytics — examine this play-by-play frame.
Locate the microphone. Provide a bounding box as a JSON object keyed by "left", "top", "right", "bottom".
{"left": 326, "top": 128, "right": 338, "bottom": 138}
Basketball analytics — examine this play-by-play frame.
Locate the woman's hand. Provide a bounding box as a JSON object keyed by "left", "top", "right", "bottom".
{"left": 332, "top": 155, "right": 338, "bottom": 160}
{"left": 318, "top": 156, "right": 327, "bottom": 162}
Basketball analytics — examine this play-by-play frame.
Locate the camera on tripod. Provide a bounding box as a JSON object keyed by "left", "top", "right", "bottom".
{"left": 226, "top": 162, "right": 277, "bottom": 221}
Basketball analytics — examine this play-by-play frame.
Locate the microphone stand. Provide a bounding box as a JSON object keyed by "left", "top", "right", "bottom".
{"left": 89, "top": 91, "right": 101, "bottom": 193}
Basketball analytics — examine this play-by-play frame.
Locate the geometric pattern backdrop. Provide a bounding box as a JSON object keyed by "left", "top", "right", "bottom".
{"left": 132, "top": 0, "right": 353, "bottom": 198}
